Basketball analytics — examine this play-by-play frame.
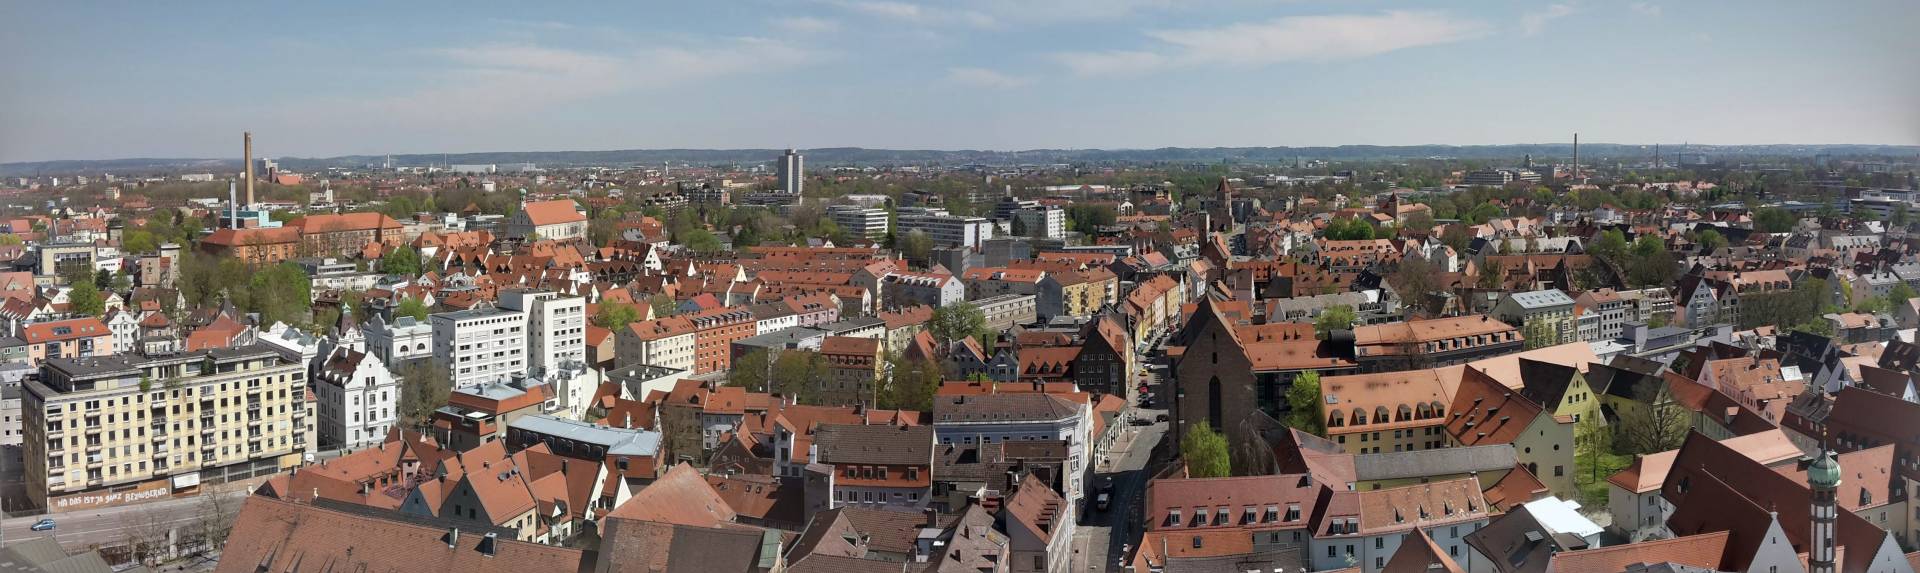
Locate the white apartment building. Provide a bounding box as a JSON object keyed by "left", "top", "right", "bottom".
{"left": 498, "top": 290, "right": 586, "bottom": 377}
{"left": 1012, "top": 205, "right": 1066, "bottom": 240}
{"left": 103, "top": 311, "right": 138, "bottom": 355}
{"left": 828, "top": 205, "right": 890, "bottom": 239}
{"left": 363, "top": 314, "right": 432, "bottom": 365}
{"left": 431, "top": 305, "right": 527, "bottom": 390}
{"left": 312, "top": 346, "right": 399, "bottom": 451}
{"left": 897, "top": 208, "right": 993, "bottom": 249}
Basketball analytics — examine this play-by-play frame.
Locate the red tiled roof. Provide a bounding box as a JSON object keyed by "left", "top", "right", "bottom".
{"left": 520, "top": 199, "right": 586, "bottom": 226}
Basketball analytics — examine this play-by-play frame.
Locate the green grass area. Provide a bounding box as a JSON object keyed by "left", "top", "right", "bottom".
{"left": 1574, "top": 451, "right": 1633, "bottom": 508}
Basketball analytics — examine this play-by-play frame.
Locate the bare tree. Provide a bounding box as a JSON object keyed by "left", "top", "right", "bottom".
{"left": 194, "top": 493, "right": 236, "bottom": 558}
{"left": 1617, "top": 376, "right": 1690, "bottom": 455}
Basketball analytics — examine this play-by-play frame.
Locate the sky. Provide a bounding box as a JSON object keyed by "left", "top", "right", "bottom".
{"left": 3, "top": 0, "right": 1917, "bottom": 162}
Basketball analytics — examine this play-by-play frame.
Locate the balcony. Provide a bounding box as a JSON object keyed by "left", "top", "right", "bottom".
{"left": 84, "top": 443, "right": 102, "bottom": 453}
{"left": 246, "top": 402, "right": 262, "bottom": 413}
{"left": 153, "top": 443, "right": 169, "bottom": 455}
{"left": 46, "top": 427, "right": 63, "bottom": 439}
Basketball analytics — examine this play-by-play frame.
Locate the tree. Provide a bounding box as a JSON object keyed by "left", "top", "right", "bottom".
{"left": 1478, "top": 260, "right": 1505, "bottom": 289}
{"left": 770, "top": 351, "right": 825, "bottom": 402}
{"left": 0, "top": 234, "right": 21, "bottom": 246}
{"left": 729, "top": 349, "right": 772, "bottom": 392}
{"left": 1181, "top": 423, "right": 1231, "bottom": 478}
{"left": 1752, "top": 207, "right": 1798, "bottom": 233}
{"left": 1388, "top": 257, "right": 1437, "bottom": 315}
{"left": 1625, "top": 235, "right": 1676, "bottom": 287}
{"left": 929, "top": 302, "right": 988, "bottom": 347}
{"left": 1401, "top": 212, "right": 1436, "bottom": 234}
{"left": 1889, "top": 282, "right": 1918, "bottom": 306}
{"left": 682, "top": 228, "right": 722, "bottom": 255}
{"left": 193, "top": 491, "right": 236, "bottom": 558}
{"left": 1891, "top": 203, "right": 1910, "bottom": 227}
{"left": 1522, "top": 317, "right": 1563, "bottom": 349}
{"left": 1283, "top": 371, "right": 1325, "bottom": 435}
{"left": 246, "top": 263, "right": 312, "bottom": 326}
{"left": 881, "top": 353, "right": 943, "bottom": 412}
{"left": 68, "top": 281, "right": 105, "bottom": 317}
{"left": 1314, "top": 305, "right": 1356, "bottom": 338}
{"left": 898, "top": 229, "right": 933, "bottom": 263}
{"left": 1589, "top": 229, "right": 1629, "bottom": 264}
{"left": 122, "top": 505, "right": 173, "bottom": 567}
{"left": 396, "top": 361, "right": 453, "bottom": 429}
{"left": 1693, "top": 229, "right": 1728, "bottom": 254}
{"left": 593, "top": 301, "right": 642, "bottom": 330}
{"left": 383, "top": 245, "right": 422, "bottom": 276}
{"left": 395, "top": 296, "right": 430, "bottom": 322}
{"left": 111, "top": 268, "right": 132, "bottom": 293}
{"left": 94, "top": 268, "right": 113, "bottom": 289}
{"left": 1323, "top": 217, "right": 1375, "bottom": 240}
{"left": 649, "top": 293, "right": 678, "bottom": 318}
{"left": 1616, "top": 376, "right": 1688, "bottom": 455}
{"left": 1574, "top": 412, "right": 1612, "bottom": 484}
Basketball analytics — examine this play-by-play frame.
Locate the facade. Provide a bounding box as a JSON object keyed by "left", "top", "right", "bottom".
{"left": 776, "top": 148, "right": 804, "bottom": 195}
{"left": 686, "top": 306, "right": 755, "bottom": 375}
{"left": 974, "top": 294, "right": 1039, "bottom": 332}
{"left": 827, "top": 205, "right": 889, "bottom": 239}
{"left": 819, "top": 336, "right": 883, "bottom": 407}
{"left": 431, "top": 305, "right": 528, "bottom": 389}
{"left": 615, "top": 316, "right": 696, "bottom": 371}
{"left": 498, "top": 290, "right": 587, "bottom": 378}
{"left": 22, "top": 318, "right": 114, "bottom": 367}
{"left": 23, "top": 345, "right": 306, "bottom": 510}
{"left": 814, "top": 423, "right": 935, "bottom": 512}
{"left": 884, "top": 271, "right": 966, "bottom": 308}
{"left": 197, "top": 227, "right": 302, "bottom": 266}
{"left": 363, "top": 314, "right": 432, "bottom": 365}
{"left": 288, "top": 213, "right": 405, "bottom": 256}
{"left": 897, "top": 208, "right": 993, "bottom": 249}
{"left": 1012, "top": 205, "right": 1066, "bottom": 240}
{"left": 312, "top": 346, "right": 399, "bottom": 451}
{"left": 1573, "top": 289, "right": 1630, "bottom": 342}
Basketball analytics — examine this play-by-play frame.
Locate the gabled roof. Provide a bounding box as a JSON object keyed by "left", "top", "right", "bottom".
{"left": 519, "top": 199, "right": 586, "bottom": 226}
{"left": 1543, "top": 531, "right": 1730, "bottom": 573}
{"left": 1446, "top": 367, "right": 1547, "bottom": 447}
{"left": 813, "top": 424, "right": 933, "bottom": 466}
{"left": 604, "top": 463, "right": 736, "bottom": 527}
{"left": 218, "top": 495, "right": 586, "bottom": 573}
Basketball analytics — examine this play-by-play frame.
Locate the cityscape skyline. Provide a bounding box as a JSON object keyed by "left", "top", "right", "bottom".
{"left": 4, "top": 0, "right": 1918, "bottom": 163}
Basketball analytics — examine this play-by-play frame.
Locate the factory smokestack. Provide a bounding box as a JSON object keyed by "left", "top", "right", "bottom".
{"left": 229, "top": 181, "right": 239, "bottom": 230}
{"left": 244, "top": 132, "right": 255, "bottom": 209}
{"left": 1572, "top": 133, "right": 1580, "bottom": 183}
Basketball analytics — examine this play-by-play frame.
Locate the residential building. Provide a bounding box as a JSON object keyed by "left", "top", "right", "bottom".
{"left": 819, "top": 336, "right": 883, "bottom": 407}
{"left": 430, "top": 382, "right": 551, "bottom": 452}
{"left": 1445, "top": 367, "right": 1576, "bottom": 499}
{"left": 23, "top": 345, "right": 306, "bottom": 510}
{"left": 1490, "top": 289, "right": 1577, "bottom": 348}
{"left": 1572, "top": 288, "right": 1630, "bottom": 342}
{"left": 288, "top": 212, "right": 406, "bottom": 256}
{"left": 615, "top": 316, "right": 696, "bottom": 371}
{"left": 777, "top": 148, "right": 804, "bottom": 195}
{"left": 1004, "top": 474, "right": 1074, "bottom": 573}
{"left": 312, "top": 346, "right": 399, "bottom": 451}
{"left": 505, "top": 413, "right": 662, "bottom": 472}
{"left": 686, "top": 306, "right": 755, "bottom": 375}
{"left": 814, "top": 423, "right": 935, "bottom": 512}
{"left": 1012, "top": 205, "right": 1066, "bottom": 240}
{"left": 502, "top": 199, "right": 588, "bottom": 241}
{"left": 1349, "top": 315, "right": 1523, "bottom": 372}
{"left": 883, "top": 271, "right": 966, "bottom": 308}
{"left": 974, "top": 294, "right": 1038, "bottom": 332}
{"left": 431, "top": 305, "right": 528, "bottom": 390}
{"left": 932, "top": 392, "right": 1091, "bottom": 509}
{"left": 1073, "top": 315, "right": 1135, "bottom": 400}
{"left": 22, "top": 317, "right": 113, "bottom": 367}
{"left": 497, "top": 289, "right": 586, "bottom": 378}
{"left": 363, "top": 314, "right": 432, "bottom": 365}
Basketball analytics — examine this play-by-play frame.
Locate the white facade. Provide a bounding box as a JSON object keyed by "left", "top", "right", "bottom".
{"left": 498, "top": 290, "right": 587, "bottom": 377}
{"left": 932, "top": 397, "right": 1092, "bottom": 510}
{"left": 1012, "top": 206, "right": 1066, "bottom": 240}
{"left": 364, "top": 314, "right": 432, "bottom": 365}
{"left": 104, "top": 311, "right": 138, "bottom": 355}
{"left": 828, "top": 205, "right": 890, "bottom": 239}
{"left": 614, "top": 323, "right": 696, "bottom": 372}
{"left": 431, "top": 306, "right": 528, "bottom": 389}
{"left": 897, "top": 208, "right": 993, "bottom": 249}
{"left": 314, "top": 347, "right": 400, "bottom": 451}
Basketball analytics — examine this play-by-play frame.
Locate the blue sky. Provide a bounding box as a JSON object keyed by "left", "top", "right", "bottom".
{"left": 3, "top": 0, "right": 1916, "bottom": 162}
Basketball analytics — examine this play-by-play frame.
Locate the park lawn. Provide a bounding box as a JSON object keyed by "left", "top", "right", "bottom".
{"left": 1574, "top": 451, "right": 1633, "bottom": 508}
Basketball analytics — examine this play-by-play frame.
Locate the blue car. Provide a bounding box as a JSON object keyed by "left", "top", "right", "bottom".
{"left": 29, "top": 518, "right": 55, "bottom": 531}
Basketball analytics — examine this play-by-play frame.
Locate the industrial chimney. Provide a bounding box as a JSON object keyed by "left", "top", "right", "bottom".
{"left": 243, "top": 131, "right": 255, "bottom": 209}
{"left": 1572, "top": 133, "right": 1580, "bottom": 183}
{"left": 229, "top": 181, "right": 239, "bottom": 230}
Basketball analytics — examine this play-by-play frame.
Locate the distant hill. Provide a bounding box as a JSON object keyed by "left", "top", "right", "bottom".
{"left": 5, "top": 144, "right": 1915, "bottom": 177}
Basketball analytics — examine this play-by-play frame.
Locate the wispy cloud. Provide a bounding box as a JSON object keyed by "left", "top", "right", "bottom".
{"left": 1629, "top": 2, "right": 1662, "bottom": 17}
{"left": 832, "top": 0, "right": 996, "bottom": 28}
{"left": 945, "top": 67, "right": 1031, "bottom": 89}
{"left": 1055, "top": 11, "right": 1486, "bottom": 76}
{"left": 773, "top": 16, "right": 840, "bottom": 34}
{"left": 1520, "top": 4, "right": 1577, "bottom": 36}
{"left": 486, "top": 18, "right": 575, "bottom": 31}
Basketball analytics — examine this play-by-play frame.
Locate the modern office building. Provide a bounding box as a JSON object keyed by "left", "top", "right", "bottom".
{"left": 896, "top": 208, "right": 993, "bottom": 249}
{"left": 23, "top": 345, "right": 308, "bottom": 510}
{"left": 431, "top": 305, "right": 528, "bottom": 390}
{"left": 498, "top": 290, "right": 587, "bottom": 378}
{"left": 776, "top": 148, "right": 804, "bottom": 195}
{"left": 1012, "top": 205, "right": 1066, "bottom": 240}
{"left": 827, "top": 204, "right": 890, "bottom": 239}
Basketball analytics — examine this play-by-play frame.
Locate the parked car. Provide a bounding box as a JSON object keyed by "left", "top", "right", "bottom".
{"left": 1095, "top": 493, "right": 1111, "bottom": 511}
{"left": 1129, "top": 417, "right": 1154, "bottom": 426}
{"left": 29, "top": 518, "right": 55, "bottom": 531}
{"left": 1155, "top": 413, "right": 1169, "bottom": 423}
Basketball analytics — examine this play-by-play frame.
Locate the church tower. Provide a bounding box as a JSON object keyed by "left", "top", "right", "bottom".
{"left": 1807, "top": 441, "right": 1842, "bottom": 573}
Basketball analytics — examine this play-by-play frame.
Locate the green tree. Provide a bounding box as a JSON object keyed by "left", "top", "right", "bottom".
{"left": 1323, "top": 217, "right": 1375, "bottom": 240}
{"left": 649, "top": 293, "right": 678, "bottom": 318}
{"left": 881, "top": 353, "right": 944, "bottom": 412}
{"left": 593, "top": 301, "right": 642, "bottom": 330}
{"left": 1888, "top": 282, "right": 1918, "bottom": 305}
{"left": 1891, "top": 203, "right": 1910, "bottom": 227}
{"left": 1314, "top": 305, "right": 1356, "bottom": 338}
{"left": 1693, "top": 229, "right": 1727, "bottom": 254}
{"left": 397, "top": 361, "right": 453, "bottom": 429}
{"left": 1625, "top": 235, "right": 1676, "bottom": 287}
{"left": 770, "top": 351, "right": 825, "bottom": 402}
{"left": 1616, "top": 376, "right": 1688, "bottom": 455}
{"left": 68, "top": 281, "right": 105, "bottom": 317}
{"left": 383, "top": 245, "right": 422, "bottom": 276}
{"left": 0, "top": 235, "right": 21, "bottom": 246}
{"left": 681, "top": 228, "right": 722, "bottom": 255}
{"left": 110, "top": 268, "right": 132, "bottom": 293}
{"left": 1752, "top": 207, "right": 1798, "bottom": 233}
{"left": 929, "top": 302, "right": 989, "bottom": 347}
{"left": 729, "top": 349, "right": 772, "bottom": 392}
{"left": 247, "top": 263, "right": 312, "bottom": 326}
{"left": 1181, "top": 423, "right": 1232, "bottom": 478}
{"left": 395, "top": 297, "right": 430, "bottom": 322}
{"left": 898, "top": 229, "right": 933, "bottom": 263}
{"left": 1283, "top": 371, "right": 1325, "bottom": 435}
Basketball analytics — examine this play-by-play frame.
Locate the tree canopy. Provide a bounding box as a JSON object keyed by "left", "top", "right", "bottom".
{"left": 1181, "top": 424, "right": 1231, "bottom": 478}
{"left": 929, "top": 302, "right": 989, "bottom": 346}
{"left": 1314, "top": 305, "right": 1356, "bottom": 337}
{"left": 593, "top": 301, "right": 642, "bottom": 330}
{"left": 1283, "top": 371, "right": 1325, "bottom": 435}
{"left": 1323, "top": 217, "right": 1375, "bottom": 241}
{"left": 383, "top": 245, "right": 422, "bottom": 277}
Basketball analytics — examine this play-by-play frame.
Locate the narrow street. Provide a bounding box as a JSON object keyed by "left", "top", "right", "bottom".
{"left": 1072, "top": 366, "right": 1169, "bottom": 573}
